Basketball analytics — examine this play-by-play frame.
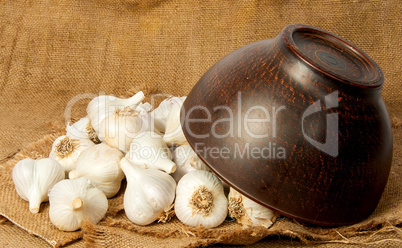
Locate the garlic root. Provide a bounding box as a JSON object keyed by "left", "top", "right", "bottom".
{"left": 175, "top": 170, "right": 227, "bottom": 228}
{"left": 228, "top": 187, "right": 277, "bottom": 228}
{"left": 72, "top": 197, "right": 83, "bottom": 210}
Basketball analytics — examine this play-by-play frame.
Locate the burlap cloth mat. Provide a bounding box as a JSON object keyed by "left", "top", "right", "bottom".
{"left": 1, "top": 0, "right": 401, "bottom": 247}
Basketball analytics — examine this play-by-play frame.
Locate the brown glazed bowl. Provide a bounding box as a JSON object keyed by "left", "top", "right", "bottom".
{"left": 180, "top": 24, "right": 393, "bottom": 226}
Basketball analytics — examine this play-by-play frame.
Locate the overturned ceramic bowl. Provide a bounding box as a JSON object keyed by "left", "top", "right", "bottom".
{"left": 181, "top": 24, "right": 393, "bottom": 226}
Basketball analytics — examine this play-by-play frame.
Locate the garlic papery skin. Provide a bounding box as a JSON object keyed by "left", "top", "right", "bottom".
{"left": 126, "top": 131, "right": 176, "bottom": 174}
{"left": 120, "top": 157, "right": 176, "bottom": 226}
{"left": 175, "top": 170, "right": 227, "bottom": 228}
{"left": 66, "top": 116, "right": 100, "bottom": 144}
{"left": 172, "top": 145, "right": 210, "bottom": 182}
{"left": 48, "top": 178, "right": 108, "bottom": 231}
{"left": 162, "top": 98, "right": 189, "bottom": 147}
{"left": 87, "top": 91, "right": 145, "bottom": 136}
{"left": 12, "top": 158, "right": 65, "bottom": 214}
{"left": 69, "top": 143, "right": 124, "bottom": 198}
{"left": 228, "top": 187, "right": 277, "bottom": 228}
{"left": 49, "top": 135, "right": 95, "bottom": 172}
{"left": 99, "top": 107, "right": 146, "bottom": 153}
{"left": 152, "top": 96, "right": 186, "bottom": 133}
{"left": 136, "top": 103, "right": 158, "bottom": 134}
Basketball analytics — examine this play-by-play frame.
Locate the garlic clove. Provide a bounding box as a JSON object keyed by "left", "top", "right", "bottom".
{"left": 69, "top": 143, "right": 124, "bottom": 198}
{"left": 49, "top": 135, "right": 95, "bottom": 173}
{"left": 175, "top": 170, "right": 228, "bottom": 228}
{"left": 172, "top": 145, "right": 210, "bottom": 182}
{"left": 49, "top": 178, "right": 108, "bottom": 231}
{"left": 120, "top": 157, "right": 176, "bottom": 226}
{"left": 228, "top": 187, "right": 277, "bottom": 228}
{"left": 152, "top": 96, "right": 186, "bottom": 134}
{"left": 126, "top": 131, "right": 176, "bottom": 174}
{"left": 87, "top": 91, "right": 145, "bottom": 136}
{"left": 12, "top": 158, "right": 65, "bottom": 213}
{"left": 162, "top": 97, "right": 189, "bottom": 146}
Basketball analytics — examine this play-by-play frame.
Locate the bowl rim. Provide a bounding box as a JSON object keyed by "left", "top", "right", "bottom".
{"left": 282, "top": 24, "right": 384, "bottom": 89}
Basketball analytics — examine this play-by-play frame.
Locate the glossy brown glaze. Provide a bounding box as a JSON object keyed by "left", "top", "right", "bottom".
{"left": 181, "top": 24, "right": 393, "bottom": 226}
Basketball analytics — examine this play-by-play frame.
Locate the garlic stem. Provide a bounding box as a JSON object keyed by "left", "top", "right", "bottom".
{"left": 29, "top": 195, "right": 41, "bottom": 214}
{"left": 126, "top": 92, "right": 145, "bottom": 106}
{"left": 68, "top": 170, "right": 79, "bottom": 179}
{"left": 153, "top": 158, "right": 177, "bottom": 174}
{"left": 72, "top": 197, "right": 83, "bottom": 210}
{"left": 29, "top": 186, "right": 43, "bottom": 214}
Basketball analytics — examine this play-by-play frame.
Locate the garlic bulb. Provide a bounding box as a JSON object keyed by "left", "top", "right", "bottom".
{"left": 66, "top": 116, "right": 100, "bottom": 143}
{"left": 126, "top": 131, "right": 176, "bottom": 174}
{"left": 99, "top": 107, "right": 146, "bottom": 153}
{"left": 172, "top": 145, "right": 210, "bottom": 182}
{"left": 152, "top": 96, "right": 186, "bottom": 133}
{"left": 12, "top": 158, "right": 65, "bottom": 213}
{"left": 49, "top": 178, "right": 108, "bottom": 231}
{"left": 228, "top": 187, "right": 277, "bottom": 228}
{"left": 49, "top": 135, "right": 95, "bottom": 172}
{"left": 175, "top": 170, "right": 227, "bottom": 228}
{"left": 120, "top": 157, "right": 176, "bottom": 226}
{"left": 69, "top": 143, "right": 124, "bottom": 198}
{"left": 163, "top": 97, "right": 189, "bottom": 146}
{"left": 87, "top": 91, "right": 145, "bottom": 136}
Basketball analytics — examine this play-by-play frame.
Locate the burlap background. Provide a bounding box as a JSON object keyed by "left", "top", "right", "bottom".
{"left": 0, "top": 0, "right": 401, "bottom": 247}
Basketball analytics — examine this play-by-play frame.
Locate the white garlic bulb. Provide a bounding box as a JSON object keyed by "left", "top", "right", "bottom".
{"left": 49, "top": 178, "right": 108, "bottom": 231}
{"left": 49, "top": 135, "right": 95, "bottom": 172}
{"left": 163, "top": 97, "right": 189, "bottom": 146}
{"left": 152, "top": 96, "right": 186, "bottom": 133}
{"left": 175, "top": 170, "right": 228, "bottom": 228}
{"left": 120, "top": 157, "right": 176, "bottom": 226}
{"left": 69, "top": 143, "right": 124, "bottom": 198}
{"left": 87, "top": 91, "right": 145, "bottom": 136}
{"left": 172, "top": 145, "right": 210, "bottom": 182}
{"left": 12, "top": 158, "right": 65, "bottom": 213}
{"left": 66, "top": 116, "right": 100, "bottom": 143}
{"left": 99, "top": 107, "right": 146, "bottom": 153}
{"left": 126, "top": 131, "right": 176, "bottom": 174}
{"left": 228, "top": 187, "right": 277, "bottom": 228}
